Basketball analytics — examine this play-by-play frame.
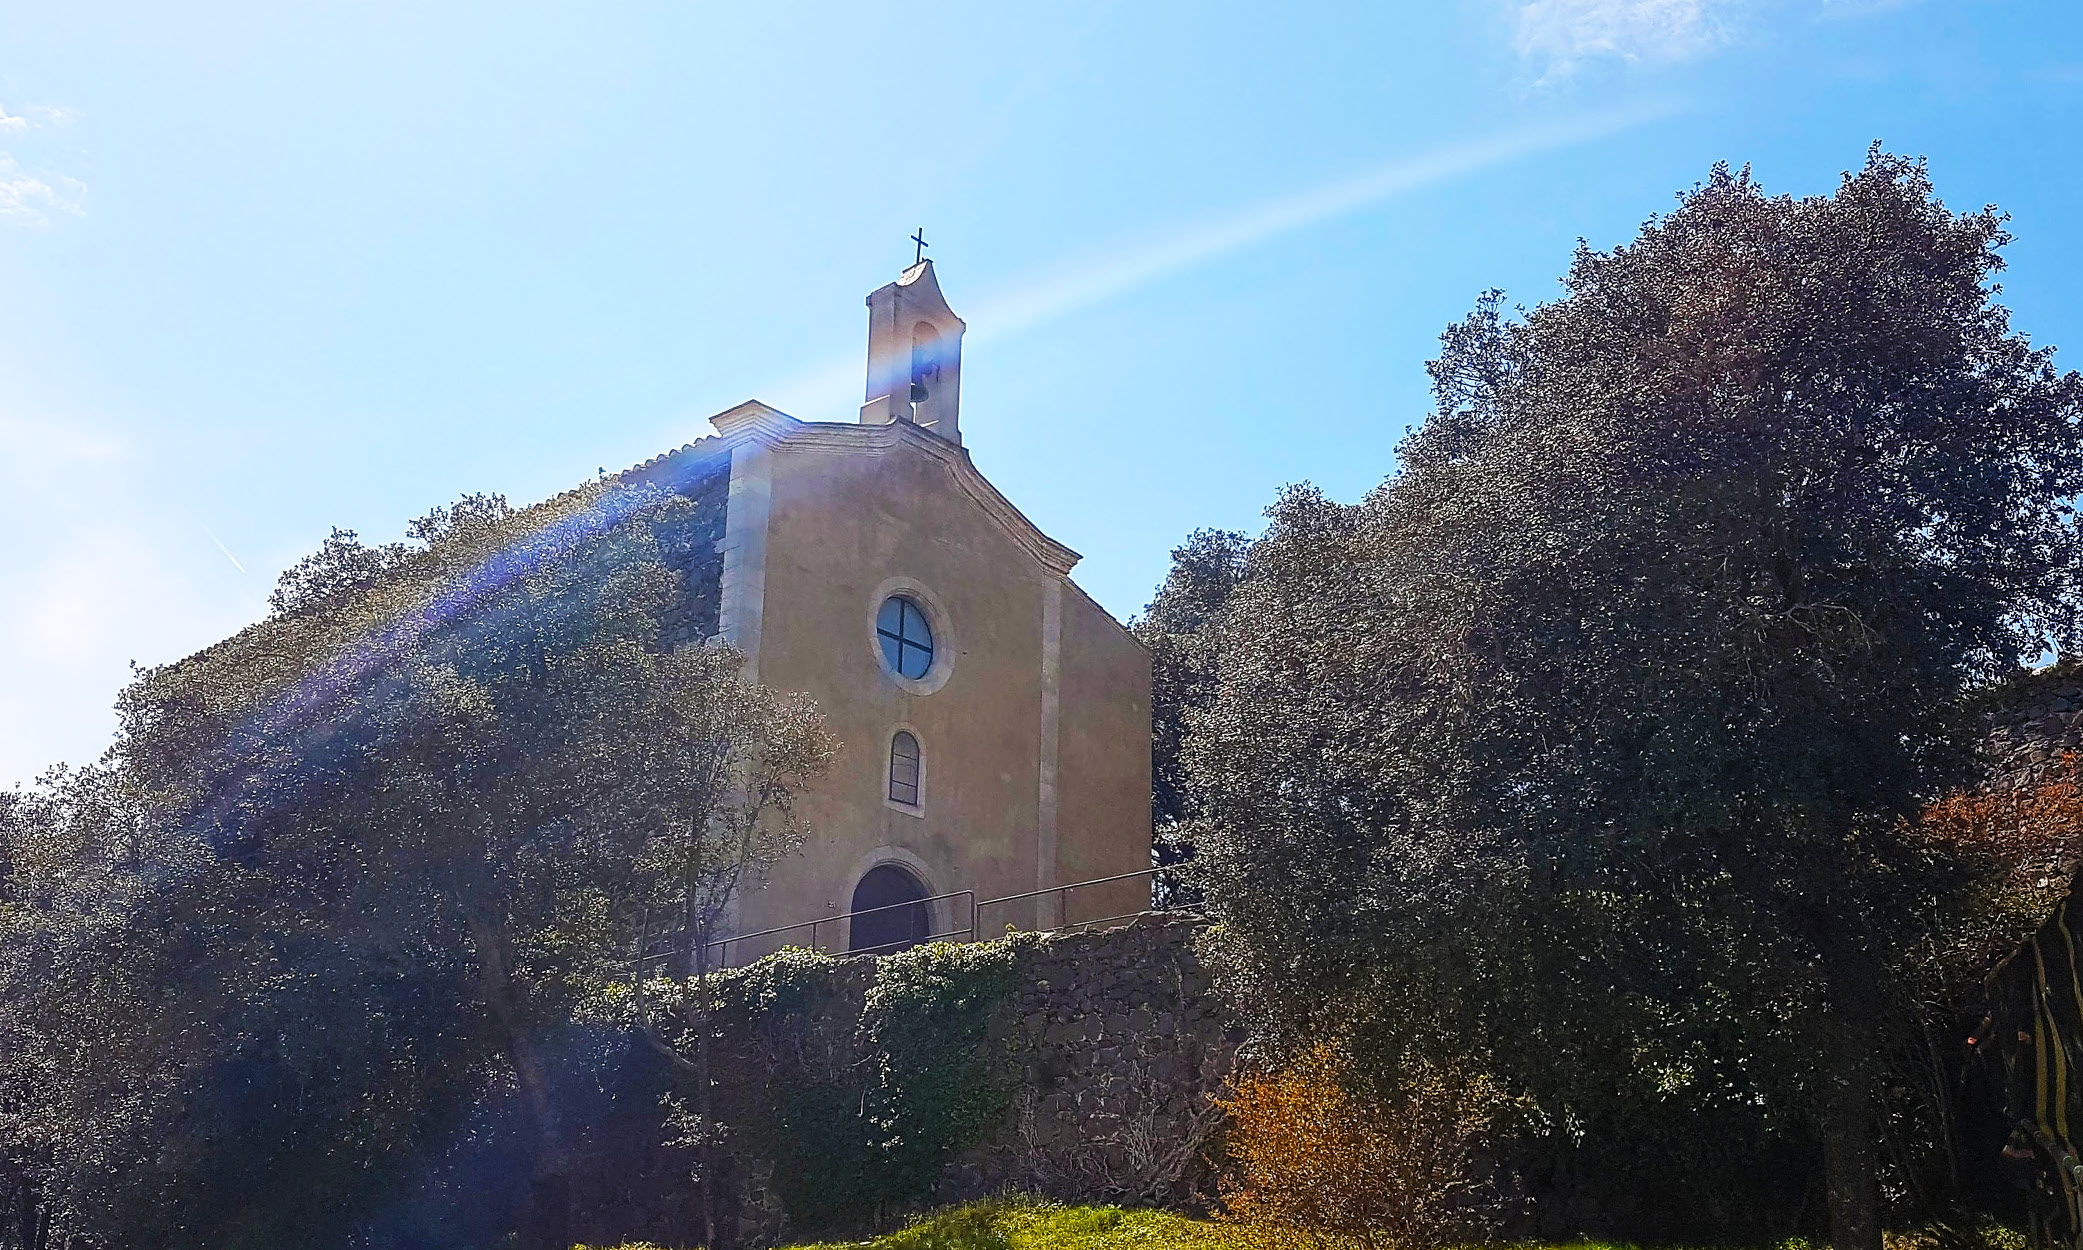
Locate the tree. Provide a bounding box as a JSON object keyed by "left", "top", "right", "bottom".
{"left": 1133, "top": 529, "right": 1251, "bottom": 906}
{"left": 1185, "top": 152, "right": 2083, "bottom": 1248}
{"left": 0, "top": 477, "right": 832, "bottom": 1250}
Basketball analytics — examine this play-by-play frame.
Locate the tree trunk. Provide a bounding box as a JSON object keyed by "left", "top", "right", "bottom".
{"left": 1817, "top": 937, "right": 1884, "bottom": 1250}
{"left": 10, "top": 1179, "right": 38, "bottom": 1250}
{"left": 467, "top": 909, "right": 574, "bottom": 1250}
{"left": 695, "top": 918, "right": 718, "bottom": 1250}
{"left": 1819, "top": 1051, "right": 1882, "bottom": 1250}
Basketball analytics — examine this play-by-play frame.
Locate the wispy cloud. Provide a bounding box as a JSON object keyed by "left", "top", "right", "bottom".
{"left": 762, "top": 102, "right": 1678, "bottom": 420}
{"left": 0, "top": 102, "right": 85, "bottom": 227}
{"left": 1509, "top": 0, "right": 1915, "bottom": 75}
{"left": 0, "top": 103, "right": 76, "bottom": 132}
{"left": 1513, "top": 0, "right": 1739, "bottom": 73}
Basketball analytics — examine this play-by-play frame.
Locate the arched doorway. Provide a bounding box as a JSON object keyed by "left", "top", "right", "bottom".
{"left": 849, "top": 863, "right": 932, "bottom": 954}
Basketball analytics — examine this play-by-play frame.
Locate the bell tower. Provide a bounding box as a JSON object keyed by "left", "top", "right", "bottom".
{"left": 859, "top": 257, "right": 966, "bottom": 445}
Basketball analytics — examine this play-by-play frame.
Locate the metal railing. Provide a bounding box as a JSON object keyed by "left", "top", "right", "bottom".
{"left": 704, "top": 888, "right": 975, "bottom": 971}
{"left": 973, "top": 868, "right": 1158, "bottom": 939}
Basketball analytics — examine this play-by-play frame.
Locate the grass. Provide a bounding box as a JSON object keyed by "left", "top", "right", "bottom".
{"left": 581, "top": 1199, "right": 1257, "bottom": 1250}
{"left": 579, "top": 1198, "right": 1692, "bottom": 1249}
{"left": 779, "top": 1199, "right": 1248, "bottom": 1249}
{"left": 586, "top": 1199, "right": 2034, "bottom": 1250}
{"left": 583, "top": 1199, "right": 1683, "bottom": 1250}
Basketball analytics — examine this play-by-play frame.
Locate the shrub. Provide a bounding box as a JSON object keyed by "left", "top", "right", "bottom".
{"left": 1920, "top": 752, "right": 2083, "bottom": 969}
{"left": 613, "top": 936, "right": 1029, "bottom": 1238}
{"left": 1217, "top": 1043, "right": 1506, "bottom": 1249}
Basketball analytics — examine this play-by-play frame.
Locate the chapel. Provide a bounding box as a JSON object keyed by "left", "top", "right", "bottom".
{"left": 620, "top": 259, "right": 1153, "bottom": 959}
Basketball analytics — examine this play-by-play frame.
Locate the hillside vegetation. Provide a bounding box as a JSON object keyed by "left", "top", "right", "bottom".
{"left": 9, "top": 150, "right": 2083, "bottom": 1250}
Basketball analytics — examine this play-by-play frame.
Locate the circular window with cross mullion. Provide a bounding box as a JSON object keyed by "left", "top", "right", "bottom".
{"left": 876, "top": 595, "right": 935, "bottom": 680}
{"left": 867, "top": 579, "right": 954, "bottom": 695}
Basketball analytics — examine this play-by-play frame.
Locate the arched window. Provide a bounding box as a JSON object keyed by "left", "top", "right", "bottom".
{"left": 889, "top": 731, "right": 921, "bottom": 807}
{"left": 909, "top": 321, "right": 941, "bottom": 405}
{"left": 849, "top": 864, "right": 931, "bottom": 954}
{"left": 876, "top": 595, "right": 934, "bottom": 680}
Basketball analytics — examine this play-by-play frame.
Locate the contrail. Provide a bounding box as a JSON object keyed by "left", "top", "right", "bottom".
{"left": 968, "top": 100, "right": 1681, "bottom": 345}
{"left": 761, "top": 99, "right": 1681, "bottom": 421}
{"left": 204, "top": 526, "right": 246, "bottom": 574}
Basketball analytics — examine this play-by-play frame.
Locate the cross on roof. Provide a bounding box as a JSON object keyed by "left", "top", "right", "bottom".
{"left": 912, "top": 228, "right": 928, "bottom": 266}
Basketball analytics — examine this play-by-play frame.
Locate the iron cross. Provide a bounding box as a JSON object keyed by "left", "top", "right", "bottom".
{"left": 912, "top": 228, "right": 929, "bottom": 265}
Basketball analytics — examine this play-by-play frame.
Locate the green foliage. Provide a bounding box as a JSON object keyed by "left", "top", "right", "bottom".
{"left": 632, "top": 937, "right": 1028, "bottom": 1237}
{"left": 1134, "top": 529, "right": 1251, "bottom": 908}
{"left": 858, "top": 940, "right": 1025, "bottom": 1199}
{"left": 0, "top": 470, "right": 832, "bottom": 1250}
{"left": 1176, "top": 152, "right": 2083, "bottom": 1246}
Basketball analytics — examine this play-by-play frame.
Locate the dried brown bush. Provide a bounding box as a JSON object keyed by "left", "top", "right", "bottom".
{"left": 1217, "top": 1043, "right": 1508, "bottom": 1249}
{"left": 1919, "top": 753, "right": 2083, "bottom": 989}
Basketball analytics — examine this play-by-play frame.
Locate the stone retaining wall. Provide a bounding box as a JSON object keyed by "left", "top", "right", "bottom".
{"left": 723, "top": 912, "right": 1239, "bottom": 1246}
{"left": 1984, "top": 661, "right": 2083, "bottom": 791}
{"left": 943, "top": 913, "right": 1238, "bottom": 1208}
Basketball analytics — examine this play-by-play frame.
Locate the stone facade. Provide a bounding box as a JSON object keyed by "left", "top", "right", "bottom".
{"left": 705, "top": 404, "right": 1152, "bottom": 951}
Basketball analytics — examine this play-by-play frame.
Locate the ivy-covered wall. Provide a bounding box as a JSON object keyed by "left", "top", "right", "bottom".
{"left": 643, "top": 913, "right": 1235, "bottom": 1247}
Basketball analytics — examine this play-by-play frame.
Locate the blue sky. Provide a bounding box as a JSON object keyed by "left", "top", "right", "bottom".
{"left": 3, "top": 0, "right": 2079, "bottom": 784}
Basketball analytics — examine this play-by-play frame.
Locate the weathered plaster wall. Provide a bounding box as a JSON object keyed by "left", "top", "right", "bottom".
{"left": 732, "top": 423, "right": 1153, "bottom": 950}
{"left": 1050, "top": 583, "right": 1155, "bottom": 925}
{"left": 749, "top": 432, "right": 1047, "bottom": 942}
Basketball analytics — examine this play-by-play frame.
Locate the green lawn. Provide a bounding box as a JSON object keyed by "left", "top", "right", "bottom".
{"left": 588, "top": 1198, "right": 2025, "bottom": 1250}
{"left": 586, "top": 1200, "right": 1255, "bottom": 1250}
{"left": 589, "top": 1198, "right": 1657, "bottom": 1250}
{"left": 777, "top": 1200, "right": 1247, "bottom": 1249}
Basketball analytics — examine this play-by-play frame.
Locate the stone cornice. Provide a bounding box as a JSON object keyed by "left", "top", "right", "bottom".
{"left": 708, "top": 400, "right": 798, "bottom": 448}
{"left": 707, "top": 403, "right": 1081, "bottom": 576}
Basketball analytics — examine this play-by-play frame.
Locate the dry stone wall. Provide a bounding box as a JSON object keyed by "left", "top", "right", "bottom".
{"left": 1983, "top": 660, "right": 2083, "bottom": 791}
{"left": 717, "top": 913, "right": 1238, "bottom": 1246}
{"left": 943, "top": 913, "right": 1238, "bottom": 1208}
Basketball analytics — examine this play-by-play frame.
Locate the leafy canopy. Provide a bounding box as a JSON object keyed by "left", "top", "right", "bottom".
{"left": 1, "top": 476, "right": 832, "bottom": 1250}
{"left": 1179, "top": 152, "right": 2083, "bottom": 1244}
